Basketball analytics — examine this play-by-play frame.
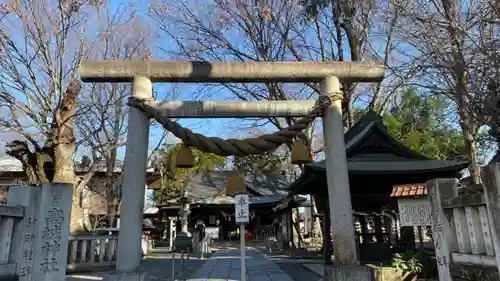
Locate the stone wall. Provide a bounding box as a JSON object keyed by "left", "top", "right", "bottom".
{"left": 427, "top": 164, "right": 500, "bottom": 281}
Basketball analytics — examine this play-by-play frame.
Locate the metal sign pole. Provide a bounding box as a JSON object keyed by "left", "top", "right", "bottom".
{"left": 234, "top": 193, "right": 249, "bottom": 281}
{"left": 240, "top": 223, "right": 246, "bottom": 281}
{"left": 171, "top": 252, "right": 175, "bottom": 279}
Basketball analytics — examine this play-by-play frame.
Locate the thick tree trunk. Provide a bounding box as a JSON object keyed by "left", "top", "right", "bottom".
{"left": 440, "top": 0, "right": 481, "bottom": 184}
{"left": 459, "top": 108, "right": 481, "bottom": 184}
{"left": 455, "top": 52, "right": 481, "bottom": 184}
{"left": 5, "top": 79, "right": 86, "bottom": 234}
{"left": 70, "top": 191, "right": 86, "bottom": 233}
{"left": 53, "top": 79, "right": 84, "bottom": 234}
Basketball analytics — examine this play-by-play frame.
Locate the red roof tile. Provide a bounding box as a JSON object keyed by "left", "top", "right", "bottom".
{"left": 148, "top": 177, "right": 162, "bottom": 189}
{"left": 390, "top": 183, "right": 427, "bottom": 198}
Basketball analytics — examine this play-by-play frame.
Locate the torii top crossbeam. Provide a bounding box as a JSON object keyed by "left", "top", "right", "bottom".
{"left": 79, "top": 60, "right": 385, "bottom": 83}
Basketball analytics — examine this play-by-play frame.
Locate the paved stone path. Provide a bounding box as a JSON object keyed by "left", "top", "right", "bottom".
{"left": 65, "top": 247, "right": 318, "bottom": 281}
{"left": 188, "top": 247, "right": 294, "bottom": 281}
{"left": 275, "top": 261, "right": 323, "bottom": 281}
{"left": 66, "top": 253, "right": 207, "bottom": 281}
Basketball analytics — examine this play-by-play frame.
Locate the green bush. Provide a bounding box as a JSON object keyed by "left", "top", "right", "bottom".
{"left": 392, "top": 251, "right": 423, "bottom": 280}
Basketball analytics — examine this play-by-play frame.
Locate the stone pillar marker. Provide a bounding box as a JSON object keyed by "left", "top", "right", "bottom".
{"left": 481, "top": 163, "right": 500, "bottom": 272}
{"left": 464, "top": 206, "right": 485, "bottom": 254}
{"left": 31, "top": 183, "right": 73, "bottom": 281}
{"left": 8, "top": 183, "right": 73, "bottom": 281}
{"left": 478, "top": 206, "right": 494, "bottom": 255}
{"left": 8, "top": 186, "right": 41, "bottom": 281}
{"left": 109, "top": 76, "right": 152, "bottom": 281}
{"left": 427, "top": 178, "right": 456, "bottom": 281}
{"left": 453, "top": 207, "right": 471, "bottom": 253}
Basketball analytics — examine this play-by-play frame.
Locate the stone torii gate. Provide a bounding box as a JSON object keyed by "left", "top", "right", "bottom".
{"left": 79, "top": 60, "right": 385, "bottom": 281}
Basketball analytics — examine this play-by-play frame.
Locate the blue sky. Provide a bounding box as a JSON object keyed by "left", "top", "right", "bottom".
{"left": 0, "top": 0, "right": 254, "bottom": 163}
{"left": 109, "top": 0, "right": 382, "bottom": 163}
{"left": 1, "top": 0, "right": 488, "bottom": 167}
{"left": 107, "top": 0, "right": 275, "bottom": 161}
{"left": 109, "top": 14, "right": 278, "bottom": 160}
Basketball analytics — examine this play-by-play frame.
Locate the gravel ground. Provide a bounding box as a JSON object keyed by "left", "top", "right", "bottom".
{"left": 66, "top": 253, "right": 208, "bottom": 281}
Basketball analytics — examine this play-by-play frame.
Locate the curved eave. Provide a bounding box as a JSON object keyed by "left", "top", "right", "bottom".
{"left": 273, "top": 196, "right": 308, "bottom": 211}
{"left": 286, "top": 170, "right": 314, "bottom": 191}
{"left": 165, "top": 195, "right": 286, "bottom": 206}
{"left": 287, "top": 160, "right": 469, "bottom": 196}
{"left": 286, "top": 170, "right": 321, "bottom": 197}
{"left": 305, "top": 160, "right": 469, "bottom": 175}
{"left": 343, "top": 113, "right": 430, "bottom": 160}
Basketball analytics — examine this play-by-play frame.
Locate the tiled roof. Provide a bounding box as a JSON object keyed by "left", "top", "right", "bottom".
{"left": 298, "top": 112, "right": 468, "bottom": 174}
{"left": 184, "top": 170, "right": 290, "bottom": 199}
{"left": 390, "top": 183, "right": 427, "bottom": 197}
{"left": 159, "top": 171, "right": 291, "bottom": 205}
{"left": 148, "top": 177, "right": 162, "bottom": 189}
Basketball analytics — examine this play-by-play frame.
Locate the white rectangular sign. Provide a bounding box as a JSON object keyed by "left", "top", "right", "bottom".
{"left": 205, "top": 227, "right": 220, "bottom": 239}
{"left": 234, "top": 194, "right": 250, "bottom": 224}
{"left": 398, "top": 197, "right": 432, "bottom": 226}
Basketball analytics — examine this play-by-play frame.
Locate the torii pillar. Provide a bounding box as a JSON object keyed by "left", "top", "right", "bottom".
{"left": 79, "top": 60, "right": 385, "bottom": 281}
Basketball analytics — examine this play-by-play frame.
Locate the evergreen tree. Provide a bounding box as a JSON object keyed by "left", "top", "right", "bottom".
{"left": 383, "top": 89, "right": 465, "bottom": 160}
{"left": 153, "top": 143, "right": 226, "bottom": 203}
{"left": 356, "top": 89, "right": 466, "bottom": 160}
{"left": 233, "top": 152, "right": 285, "bottom": 173}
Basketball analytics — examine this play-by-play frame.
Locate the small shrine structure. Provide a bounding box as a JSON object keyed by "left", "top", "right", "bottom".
{"left": 285, "top": 112, "right": 469, "bottom": 263}
{"left": 155, "top": 171, "right": 305, "bottom": 243}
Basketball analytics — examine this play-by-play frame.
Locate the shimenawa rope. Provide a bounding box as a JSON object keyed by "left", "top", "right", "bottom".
{"left": 128, "top": 94, "right": 341, "bottom": 157}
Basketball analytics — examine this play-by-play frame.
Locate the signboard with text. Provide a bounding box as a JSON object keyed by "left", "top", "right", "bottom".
{"left": 234, "top": 194, "right": 250, "bottom": 224}
{"left": 205, "top": 227, "right": 220, "bottom": 239}
{"left": 398, "top": 197, "right": 432, "bottom": 226}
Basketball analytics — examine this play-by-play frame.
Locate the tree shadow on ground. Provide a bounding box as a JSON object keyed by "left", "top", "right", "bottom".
{"left": 66, "top": 255, "right": 207, "bottom": 281}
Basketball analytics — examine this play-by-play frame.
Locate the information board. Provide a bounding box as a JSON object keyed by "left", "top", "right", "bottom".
{"left": 398, "top": 197, "right": 432, "bottom": 226}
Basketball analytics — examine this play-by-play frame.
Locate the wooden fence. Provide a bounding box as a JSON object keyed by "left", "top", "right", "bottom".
{"left": 427, "top": 163, "right": 500, "bottom": 281}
